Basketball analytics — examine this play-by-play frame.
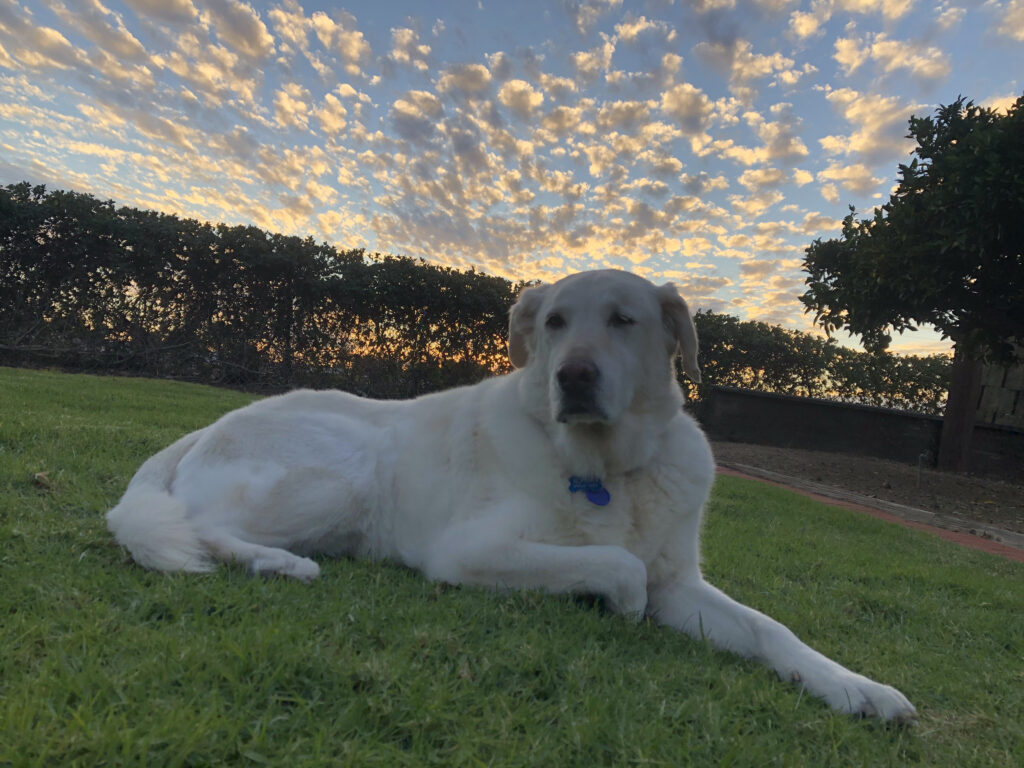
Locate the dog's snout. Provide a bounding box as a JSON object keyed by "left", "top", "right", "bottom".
{"left": 557, "top": 358, "right": 599, "bottom": 395}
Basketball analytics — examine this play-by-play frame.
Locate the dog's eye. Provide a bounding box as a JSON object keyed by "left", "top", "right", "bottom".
{"left": 609, "top": 312, "right": 635, "bottom": 328}
{"left": 545, "top": 313, "right": 566, "bottom": 330}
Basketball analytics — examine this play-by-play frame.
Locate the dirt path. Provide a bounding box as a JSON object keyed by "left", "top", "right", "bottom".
{"left": 711, "top": 441, "right": 1024, "bottom": 536}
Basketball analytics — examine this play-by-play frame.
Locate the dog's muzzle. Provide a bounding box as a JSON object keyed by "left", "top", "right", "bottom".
{"left": 555, "top": 358, "right": 605, "bottom": 423}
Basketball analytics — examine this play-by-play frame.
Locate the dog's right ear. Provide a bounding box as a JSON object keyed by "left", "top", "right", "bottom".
{"left": 508, "top": 283, "right": 550, "bottom": 369}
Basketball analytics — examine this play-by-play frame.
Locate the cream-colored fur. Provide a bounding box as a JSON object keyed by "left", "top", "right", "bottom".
{"left": 107, "top": 269, "right": 916, "bottom": 721}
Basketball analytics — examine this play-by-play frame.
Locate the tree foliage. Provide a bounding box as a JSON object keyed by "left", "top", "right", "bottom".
{"left": 801, "top": 96, "right": 1024, "bottom": 362}
{"left": 691, "top": 311, "right": 950, "bottom": 415}
{"left": 1, "top": 182, "right": 949, "bottom": 412}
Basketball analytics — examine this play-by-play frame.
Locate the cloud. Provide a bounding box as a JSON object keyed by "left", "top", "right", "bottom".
{"left": 680, "top": 172, "right": 730, "bottom": 195}
{"left": 994, "top": 0, "right": 1024, "bottom": 40}
{"left": 660, "top": 82, "right": 713, "bottom": 134}
{"left": 694, "top": 38, "right": 810, "bottom": 103}
{"left": 818, "top": 87, "right": 919, "bottom": 162}
{"left": 637, "top": 149, "right": 683, "bottom": 178}
{"left": 789, "top": 0, "right": 916, "bottom": 38}
{"left": 570, "top": 34, "right": 615, "bottom": 82}
{"left": 596, "top": 100, "right": 652, "bottom": 132}
{"left": 497, "top": 79, "right": 544, "bottom": 119}
{"left": 389, "top": 27, "right": 431, "bottom": 72}
{"left": 747, "top": 104, "right": 809, "bottom": 163}
{"left": 390, "top": 90, "right": 444, "bottom": 143}
{"left": 562, "top": 0, "right": 623, "bottom": 35}
{"left": 541, "top": 105, "right": 585, "bottom": 136}
{"left": 817, "top": 161, "right": 884, "bottom": 194}
{"left": 274, "top": 82, "right": 312, "bottom": 130}
{"left": 799, "top": 210, "right": 840, "bottom": 234}
{"left": 614, "top": 14, "right": 673, "bottom": 44}
{"left": 122, "top": 0, "right": 198, "bottom": 25}
{"left": 986, "top": 92, "right": 1022, "bottom": 113}
{"left": 310, "top": 9, "right": 370, "bottom": 76}
{"left": 539, "top": 73, "right": 577, "bottom": 99}
{"left": 835, "top": 32, "right": 950, "bottom": 80}
{"left": 935, "top": 4, "right": 967, "bottom": 30}
{"left": 315, "top": 90, "right": 348, "bottom": 134}
{"left": 737, "top": 167, "right": 787, "bottom": 191}
{"left": 48, "top": 0, "right": 148, "bottom": 63}
{"left": 200, "top": 0, "right": 275, "bottom": 61}
{"left": 151, "top": 33, "right": 260, "bottom": 107}
{"left": 729, "top": 189, "right": 784, "bottom": 218}
{"left": 0, "top": 6, "right": 84, "bottom": 71}
{"left": 834, "top": 35, "right": 869, "bottom": 75}
{"left": 437, "top": 63, "right": 492, "bottom": 94}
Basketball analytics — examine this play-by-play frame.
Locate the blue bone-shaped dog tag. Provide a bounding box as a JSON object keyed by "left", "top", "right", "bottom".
{"left": 568, "top": 476, "right": 611, "bottom": 506}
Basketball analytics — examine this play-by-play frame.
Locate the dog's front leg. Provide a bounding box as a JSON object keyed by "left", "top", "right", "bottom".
{"left": 647, "top": 577, "right": 917, "bottom": 722}
{"left": 424, "top": 521, "right": 648, "bottom": 618}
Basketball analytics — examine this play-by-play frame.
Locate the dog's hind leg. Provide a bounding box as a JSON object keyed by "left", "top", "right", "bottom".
{"left": 199, "top": 532, "right": 321, "bottom": 582}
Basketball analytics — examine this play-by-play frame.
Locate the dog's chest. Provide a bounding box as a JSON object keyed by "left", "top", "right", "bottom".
{"left": 546, "top": 469, "right": 679, "bottom": 557}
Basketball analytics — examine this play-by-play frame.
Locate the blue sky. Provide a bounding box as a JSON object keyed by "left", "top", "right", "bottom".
{"left": 1, "top": 0, "right": 1022, "bottom": 354}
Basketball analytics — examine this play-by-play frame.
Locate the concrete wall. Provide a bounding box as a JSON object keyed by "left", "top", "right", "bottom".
{"left": 978, "top": 348, "right": 1024, "bottom": 429}
{"left": 699, "top": 386, "right": 1023, "bottom": 482}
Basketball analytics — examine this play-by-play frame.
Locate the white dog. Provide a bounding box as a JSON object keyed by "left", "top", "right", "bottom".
{"left": 107, "top": 269, "right": 916, "bottom": 721}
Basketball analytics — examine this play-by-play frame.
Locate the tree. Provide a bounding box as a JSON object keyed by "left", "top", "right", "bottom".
{"left": 801, "top": 96, "right": 1024, "bottom": 470}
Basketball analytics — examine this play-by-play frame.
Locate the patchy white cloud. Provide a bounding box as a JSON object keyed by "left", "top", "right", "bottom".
{"left": 497, "top": 79, "right": 544, "bottom": 119}
{"left": 935, "top": 3, "right": 967, "bottom": 30}
{"left": 986, "top": 92, "right": 1021, "bottom": 112}
{"left": 738, "top": 166, "right": 787, "bottom": 191}
{"left": 614, "top": 14, "right": 673, "bottom": 44}
{"left": 563, "top": 0, "right": 623, "bottom": 35}
{"left": 200, "top": 0, "right": 275, "bottom": 61}
{"left": 660, "top": 82, "right": 714, "bottom": 135}
{"left": 389, "top": 89, "right": 444, "bottom": 143}
{"left": 310, "top": 9, "right": 370, "bottom": 76}
{"left": 818, "top": 87, "right": 919, "bottom": 161}
{"left": 835, "top": 32, "right": 950, "bottom": 80}
{"left": 729, "top": 189, "right": 785, "bottom": 218}
{"left": 314, "top": 90, "right": 347, "bottom": 134}
{"left": 570, "top": 34, "right": 615, "bottom": 82}
{"left": 273, "top": 82, "right": 311, "bottom": 129}
{"left": 122, "top": 0, "right": 198, "bottom": 25}
{"left": 790, "top": 0, "right": 916, "bottom": 38}
{"left": 0, "top": 8, "right": 84, "bottom": 71}
{"left": 695, "top": 39, "right": 812, "bottom": 103}
{"left": 993, "top": 0, "right": 1024, "bottom": 40}
{"left": 388, "top": 27, "right": 430, "bottom": 72}
{"left": 817, "top": 161, "right": 885, "bottom": 194}
{"left": 437, "top": 63, "right": 492, "bottom": 94}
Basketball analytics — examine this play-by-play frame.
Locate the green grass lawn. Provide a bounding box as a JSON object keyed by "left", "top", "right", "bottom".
{"left": 1, "top": 366, "right": 1021, "bottom": 767}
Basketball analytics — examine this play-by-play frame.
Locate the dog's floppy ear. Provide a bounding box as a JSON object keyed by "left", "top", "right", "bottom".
{"left": 657, "top": 282, "right": 701, "bottom": 383}
{"left": 508, "top": 283, "right": 550, "bottom": 369}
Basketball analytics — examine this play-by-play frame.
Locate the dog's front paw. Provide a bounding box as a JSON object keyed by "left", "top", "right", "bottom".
{"left": 816, "top": 672, "right": 917, "bottom": 723}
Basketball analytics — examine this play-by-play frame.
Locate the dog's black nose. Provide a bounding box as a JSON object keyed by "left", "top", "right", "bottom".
{"left": 557, "top": 358, "right": 599, "bottom": 396}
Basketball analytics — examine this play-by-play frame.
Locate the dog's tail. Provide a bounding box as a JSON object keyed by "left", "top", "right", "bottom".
{"left": 106, "top": 429, "right": 213, "bottom": 573}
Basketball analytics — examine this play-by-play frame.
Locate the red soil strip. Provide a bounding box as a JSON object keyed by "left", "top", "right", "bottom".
{"left": 717, "top": 465, "right": 1024, "bottom": 563}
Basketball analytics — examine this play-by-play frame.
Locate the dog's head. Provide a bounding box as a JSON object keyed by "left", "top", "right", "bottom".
{"left": 508, "top": 270, "right": 700, "bottom": 426}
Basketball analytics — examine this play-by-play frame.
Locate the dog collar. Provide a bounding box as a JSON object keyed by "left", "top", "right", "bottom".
{"left": 568, "top": 476, "right": 611, "bottom": 506}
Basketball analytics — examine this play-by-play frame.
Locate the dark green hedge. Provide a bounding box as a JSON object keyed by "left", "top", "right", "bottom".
{"left": 0, "top": 182, "right": 949, "bottom": 412}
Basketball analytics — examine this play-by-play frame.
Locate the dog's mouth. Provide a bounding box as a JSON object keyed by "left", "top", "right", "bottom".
{"left": 556, "top": 399, "right": 609, "bottom": 424}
